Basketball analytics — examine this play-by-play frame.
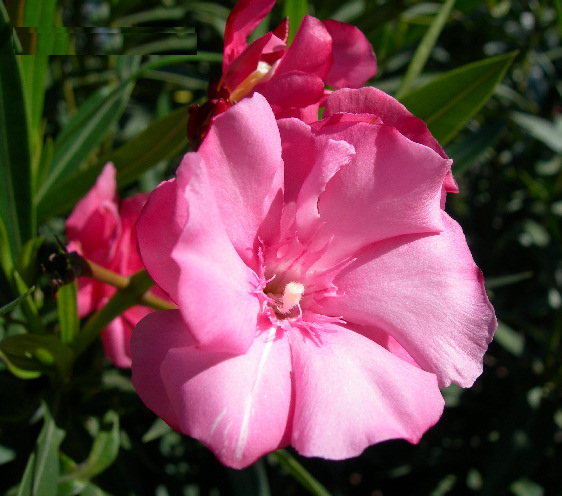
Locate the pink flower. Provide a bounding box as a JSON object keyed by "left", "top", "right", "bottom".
{"left": 66, "top": 163, "right": 152, "bottom": 368}
{"left": 188, "top": 0, "right": 377, "bottom": 148}
{"left": 132, "top": 90, "right": 496, "bottom": 468}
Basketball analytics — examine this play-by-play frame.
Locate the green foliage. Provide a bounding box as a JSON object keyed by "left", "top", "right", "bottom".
{"left": 1, "top": 0, "right": 561, "bottom": 495}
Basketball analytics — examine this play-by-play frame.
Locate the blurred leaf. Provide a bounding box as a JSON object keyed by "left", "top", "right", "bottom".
{"left": 0, "top": 286, "right": 35, "bottom": 317}
{"left": 0, "top": 2, "right": 34, "bottom": 256}
{"left": 445, "top": 121, "right": 505, "bottom": 175}
{"left": 19, "top": 0, "right": 58, "bottom": 132}
{"left": 38, "top": 105, "right": 190, "bottom": 220}
{"left": 16, "top": 236, "right": 44, "bottom": 288}
{"left": 142, "top": 417, "right": 172, "bottom": 443}
{"left": 400, "top": 51, "right": 518, "bottom": 145}
{"left": 125, "top": 34, "right": 196, "bottom": 56}
{"left": 0, "top": 334, "right": 73, "bottom": 380}
{"left": 36, "top": 80, "right": 136, "bottom": 205}
{"left": 269, "top": 449, "right": 332, "bottom": 496}
{"left": 494, "top": 321, "right": 524, "bottom": 357}
{"left": 486, "top": 271, "right": 533, "bottom": 289}
{"left": 395, "top": 0, "right": 455, "bottom": 99}
{"left": 509, "top": 112, "right": 562, "bottom": 153}
{"left": 57, "top": 281, "right": 79, "bottom": 346}
{"left": 17, "top": 403, "right": 65, "bottom": 496}
{"left": 510, "top": 478, "right": 544, "bottom": 496}
{"left": 13, "top": 270, "right": 43, "bottom": 335}
{"left": 228, "top": 459, "right": 271, "bottom": 496}
{"left": 284, "top": 0, "right": 308, "bottom": 44}
{"left": 0, "top": 214, "right": 15, "bottom": 281}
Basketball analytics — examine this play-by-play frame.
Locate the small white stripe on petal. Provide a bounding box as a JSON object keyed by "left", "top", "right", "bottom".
{"left": 211, "top": 408, "right": 227, "bottom": 435}
{"left": 234, "top": 326, "right": 277, "bottom": 460}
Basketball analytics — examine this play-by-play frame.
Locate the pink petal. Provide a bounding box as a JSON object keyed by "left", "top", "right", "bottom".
{"left": 170, "top": 152, "right": 261, "bottom": 354}
{"left": 66, "top": 162, "right": 120, "bottom": 266}
{"left": 131, "top": 310, "right": 193, "bottom": 432}
{"left": 253, "top": 72, "right": 325, "bottom": 115}
{"left": 113, "top": 193, "right": 148, "bottom": 276}
{"left": 101, "top": 316, "right": 133, "bottom": 369}
{"left": 274, "top": 15, "right": 332, "bottom": 80}
{"left": 320, "top": 213, "right": 497, "bottom": 387}
{"left": 313, "top": 122, "right": 451, "bottom": 264}
{"left": 157, "top": 316, "right": 293, "bottom": 469}
{"left": 288, "top": 324, "right": 444, "bottom": 459}
{"left": 198, "top": 93, "right": 284, "bottom": 263}
{"left": 223, "top": 0, "right": 276, "bottom": 72}
{"left": 324, "top": 87, "right": 448, "bottom": 159}
{"left": 136, "top": 178, "right": 186, "bottom": 299}
{"left": 323, "top": 19, "right": 377, "bottom": 89}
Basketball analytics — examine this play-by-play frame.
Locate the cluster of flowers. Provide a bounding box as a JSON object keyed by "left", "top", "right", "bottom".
{"left": 67, "top": 0, "right": 497, "bottom": 469}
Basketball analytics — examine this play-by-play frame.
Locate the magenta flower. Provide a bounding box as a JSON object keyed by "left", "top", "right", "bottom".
{"left": 188, "top": 0, "right": 377, "bottom": 148}
{"left": 66, "top": 163, "right": 152, "bottom": 368}
{"left": 132, "top": 90, "right": 496, "bottom": 468}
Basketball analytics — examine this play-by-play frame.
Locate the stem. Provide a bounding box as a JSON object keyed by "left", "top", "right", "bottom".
{"left": 87, "top": 260, "right": 175, "bottom": 311}
{"left": 72, "top": 269, "right": 172, "bottom": 358}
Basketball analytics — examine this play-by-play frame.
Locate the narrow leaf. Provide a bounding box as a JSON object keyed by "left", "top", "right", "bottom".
{"left": 36, "top": 80, "right": 135, "bottom": 204}
{"left": 269, "top": 450, "right": 332, "bottom": 496}
{"left": 0, "top": 2, "right": 34, "bottom": 255}
{"left": 83, "top": 410, "right": 120, "bottom": 478}
{"left": 17, "top": 403, "right": 65, "bottom": 496}
{"left": 284, "top": 0, "right": 308, "bottom": 44}
{"left": 57, "top": 281, "right": 79, "bottom": 345}
{"left": 0, "top": 286, "right": 35, "bottom": 317}
{"left": 395, "top": 0, "right": 456, "bottom": 99}
{"left": 510, "top": 111, "right": 562, "bottom": 153}
{"left": 37, "top": 105, "right": 189, "bottom": 220}
{"left": 399, "top": 51, "right": 517, "bottom": 145}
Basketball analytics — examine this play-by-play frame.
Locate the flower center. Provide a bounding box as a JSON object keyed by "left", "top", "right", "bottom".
{"left": 229, "top": 61, "right": 273, "bottom": 102}
{"left": 276, "top": 281, "right": 305, "bottom": 314}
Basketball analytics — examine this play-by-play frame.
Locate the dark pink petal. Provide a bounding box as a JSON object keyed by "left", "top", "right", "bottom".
{"left": 101, "top": 316, "right": 133, "bottom": 368}
{"left": 158, "top": 317, "right": 293, "bottom": 469}
{"left": 288, "top": 325, "right": 444, "bottom": 459}
{"left": 113, "top": 193, "right": 148, "bottom": 276}
{"left": 198, "top": 93, "right": 284, "bottom": 263}
{"left": 320, "top": 213, "right": 497, "bottom": 387}
{"left": 253, "top": 72, "right": 325, "bottom": 115}
{"left": 325, "top": 87, "right": 448, "bottom": 159}
{"left": 323, "top": 19, "right": 377, "bottom": 89}
{"left": 131, "top": 310, "right": 193, "bottom": 432}
{"left": 66, "top": 162, "right": 120, "bottom": 266}
{"left": 274, "top": 15, "right": 332, "bottom": 80}
{"left": 221, "top": 32, "right": 285, "bottom": 95}
{"left": 169, "top": 152, "right": 261, "bottom": 354}
{"left": 223, "top": 0, "right": 276, "bottom": 72}
{"left": 313, "top": 122, "right": 451, "bottom": 263}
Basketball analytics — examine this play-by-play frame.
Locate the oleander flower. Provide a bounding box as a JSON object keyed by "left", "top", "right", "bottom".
{"left": 66, "top": 163, "right": 152, "bottom": 368}
{"left": 132, "top": 90, "right": 496, "bottom": 469}
{"left": 188, "top": 0, "right": 377, "bottom": 148}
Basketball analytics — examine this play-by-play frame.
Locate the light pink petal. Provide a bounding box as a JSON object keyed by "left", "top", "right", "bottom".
{"left": 274, "top": 15, "right": 332, "bottom": 80}
{"left": 324, "top": 87, "right": 448, "bottom": 159}
{"left": 320, "top": 213, "right": 497, "bottom": 387}
{"left": 253, "top": 72, "right": 325, "bottom": 115}
{"left": 323, "top": 19, "right": 377, "bottom": 88}
{"left": 113, "top": 193, "right": 148, "bottom": 276}
{"left": 295, "top": 136, "right": 355, "bottom": 240}
{"left": 136, "top": 178, "right": 186, "bottom": 300}
{"left": 223, "top": 0, "right": 276, "bottom": 72}
{"left": 198, "top": 93, "right": 284, "bottom": 263}
{"left": 288, "top": 325, "right": 444, "bottom": 459}
{"left": 171, "top": 152, "right": 261, "bottom": 354}
{"left": 131, "top": 310, "right": 194, "bottom": 432}
{"left": 159, "top": 320, "right": 293, "bottom": 469}
{"left": 66, "top": 162, "right": 120, "bottom": 265}
{"left": 313, "top": 122, "right": 451, "bottom": 263}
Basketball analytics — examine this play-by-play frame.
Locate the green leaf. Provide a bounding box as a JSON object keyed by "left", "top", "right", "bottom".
{"left": 395, "top": 0, "right": 456, "bottom": 100}
{"left": 37, "top": 105, "right": 190, "bottom": 220}
{"left": 19, "top": 0, "right": 58, "bottom": 131}
{"left": 13, "top": 270, "right": 44, "bottom": 335}
{"left": 18, "top": 403, "right": 65, "bottom": 496}
{"left": 36, "top": 80, "right": 136, "bottom": 205}
{"left": 0, "top": 2, "right": 34, "bottom": 256}
{"left": 269, "top": 449, "right": 332, "bottom": 496}
{"left": 57, "top": 281, "right": 79, "bottom": 345}
{"left": 0, "top": 214, "right": 14, "bottom": 282}
{"left": 0, "top": 286, "right": 35, "bottom": 317}
{"left": 284, "top": 0, "right": 308, "bottom": 44}
{"left": 399, "top": 51, "right": 518, "bottom": 145}
{"left": 494, "top": 321, "right": 524, "bottom": 357}
{"left": 509, "top": 112, "right": 562, "bottom": 153}
{"left": 0, "top": 333, "right": 73, "bottom": 380}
